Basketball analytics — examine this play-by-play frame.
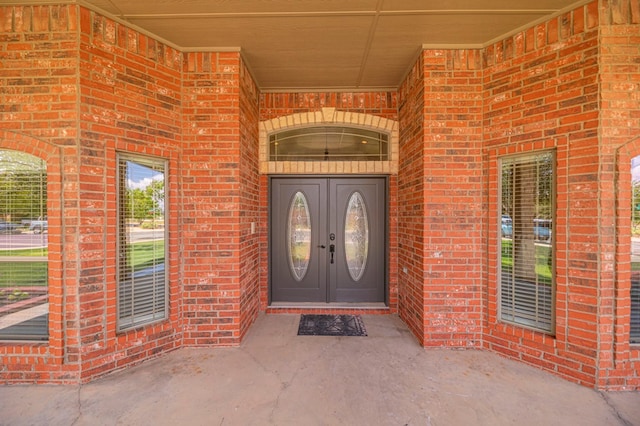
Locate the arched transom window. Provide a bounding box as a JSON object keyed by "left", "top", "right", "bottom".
{"left": 259, "top": 108, "right": 399, "bottom": 175}
{"left": 270, "top": 126, "right": 389, "bottom": 162}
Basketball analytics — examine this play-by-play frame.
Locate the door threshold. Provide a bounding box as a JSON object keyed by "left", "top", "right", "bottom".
{"left": 269, "top": 302, "right": 388, "bottom": 310}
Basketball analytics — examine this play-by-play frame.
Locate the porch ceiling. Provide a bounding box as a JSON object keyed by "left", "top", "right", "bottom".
{"left": 13, "top": 0, "right": 589, "bottom": 91}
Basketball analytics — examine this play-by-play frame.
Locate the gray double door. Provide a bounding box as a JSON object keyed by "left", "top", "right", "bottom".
{"left": 270, "top": 177, "right": 386, "bottom": 303}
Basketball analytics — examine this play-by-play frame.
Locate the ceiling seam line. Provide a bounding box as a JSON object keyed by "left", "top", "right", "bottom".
{"left": 117, "top": 9, "right": 564, "bottom": 20}
{"left": 116, "top": 12, "right": 379, "bottom": 19}
{"left": 355, "top": 0, "right": 384, "bottom": 89}
{"left": 375, "top": 9, "right": 561, "bottom": 15}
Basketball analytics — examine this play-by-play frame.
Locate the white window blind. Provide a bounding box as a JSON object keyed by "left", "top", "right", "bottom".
{"left": 117, "top": 155, "right": 167, "bottom": 331}
{"left": 632, "top": 282, "right": 640, "bottom": 344}
{"left": 499, "top": 151, "right": 555, "bottom": 333}
{"left": 0, "top": 150, "right": 48, "bottom": 341}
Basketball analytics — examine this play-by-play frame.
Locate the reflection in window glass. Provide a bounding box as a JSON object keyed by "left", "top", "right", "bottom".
{"left": 270, "top": 126, "right": 389, "bottom": 161}
{"left": 631, "top": 156, "right": 640, "bottom": 343}
{"left": 0, "top": 150, "right": 48, "bottom": 341}
{"left": 499, "top": 151, "right": 555, "bottom": 333}
{"left": 117, "top": 155, "right": 167, "bottom": 331}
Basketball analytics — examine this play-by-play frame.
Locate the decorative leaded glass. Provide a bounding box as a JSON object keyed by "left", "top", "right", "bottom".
{"left": 287, "top": 192, "right": 311, "bottom": 281}
{"left": 344, "top": 192, "right": 369, "bottom": 281}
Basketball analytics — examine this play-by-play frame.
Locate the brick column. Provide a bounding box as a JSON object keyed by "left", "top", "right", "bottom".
{"left": 398, "top": 56, "right": 427, "bottom": 343}
{"left": 182, "top": 52, "right": 243, "bottom": 345}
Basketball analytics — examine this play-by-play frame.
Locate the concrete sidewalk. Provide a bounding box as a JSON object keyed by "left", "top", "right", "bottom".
{"left": 1, "top": 314, "right": 639, "bottom": 426}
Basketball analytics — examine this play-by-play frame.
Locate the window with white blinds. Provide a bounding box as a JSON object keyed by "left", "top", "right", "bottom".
{"left": 0, "top": 150, "right": 48, "bottom": 341}
{"left": 499, "top": 151, "right": 555, "bottom": 333}
{"left": 631, "top": 156, "right": 640, "bottom": 344}
{"left": 117, "top": 155, "right": 167, "bottom": 331}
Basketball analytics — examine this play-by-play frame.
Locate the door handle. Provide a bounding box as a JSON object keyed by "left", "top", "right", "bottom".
{"left": 329, "top": 244, "right": 335, "bottom": 264}
{"left": 318, "top": 245, "right": 326, "bottom": 249}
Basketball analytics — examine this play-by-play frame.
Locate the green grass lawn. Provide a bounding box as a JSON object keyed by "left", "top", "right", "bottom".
{"left": 0, "top": 262, "right": 48, "bottom": 287}
{"left": 501, "top": 239, "right": 553, "bottom": 281}
{"left": 0, "top": 248, "right": 48, "bottom": 287}
{"left": 0, "top": 248, "right": 47, "bottom": 257}
{"left": 0, "top": 240, "right": 164, "bottom": 289}
{"left": 125, "top": 240, "right": 165, "bottom": 272}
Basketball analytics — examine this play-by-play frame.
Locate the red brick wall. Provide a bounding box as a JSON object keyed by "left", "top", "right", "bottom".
{"left": 398, "top": 50, "right": 484, "bottom": 347}
{"left": 423, "top": 50, "right": 484, "bottom": 348}
{"left": 397, "top": 56, "right": 426, "bottom": 342}
{"left": 260, "top": 92, "right": 398, "bottom": 118}
{"left": 238, "top": 61, "right": 261, "bottom": 339}
{"left": 483, "top": 2, "right": 600, "bottom": 387}
{"left": 2, "top": 0, "right": 639, "bottom": 390}
{"left": 258, "top": 91, "right": 399, "bottom": 313}
{"left": 76, "top": 8, "right": 183, "bottom": 381}
{"left": 0, "top": 5, "right": 78, "bottom": 145}
{"left": 0, "top": 4, "right": 79, "bottom": 383}
{"left": 0, "top": 4, "right": 261, "bottom": 383}
{"left": 182, "top": 51, "right": 245, "bottom": 346}
{"left": 602, "top": 0, "right": 640, "bottom": 390}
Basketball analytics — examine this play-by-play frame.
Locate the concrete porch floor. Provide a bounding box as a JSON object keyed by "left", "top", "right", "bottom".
{"left": 1, "top": 314, "right": 639, "bottom": 426}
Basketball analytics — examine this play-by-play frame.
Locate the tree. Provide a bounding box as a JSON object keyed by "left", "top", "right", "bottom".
{"left": 123, "top": 177, "right": 164, "bottom": 222}
{"left": 0, "top": 151, "right": 47, "bottom": 221}
{"left": 633, "top": 180, "right": 640, "bottom": 235}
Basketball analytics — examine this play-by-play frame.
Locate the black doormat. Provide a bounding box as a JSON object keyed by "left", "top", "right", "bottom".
{"left": 297, "top": 314, "right": 367, "bottom": 337}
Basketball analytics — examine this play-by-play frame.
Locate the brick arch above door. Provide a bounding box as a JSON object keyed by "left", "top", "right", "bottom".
{"left": 259, "top": 107, "right": 399, "bottom": 175}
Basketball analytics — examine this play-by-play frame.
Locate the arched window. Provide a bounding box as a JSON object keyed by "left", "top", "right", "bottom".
{"left": 0, "top": 150, "right": 48, "bottom": 341}
{"left": 631, "top": 156, "right": 640, "bottom": 343}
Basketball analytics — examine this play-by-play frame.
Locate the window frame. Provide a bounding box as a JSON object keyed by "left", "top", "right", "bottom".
{"left": 498, "top": 150, "right": 556, "bottom": 334}
{"left": 630, "top": 155, "right": 640, "bottom": 344}
{"left": 269, "top": 126, "right": 390, "bottom": 162}
{"left": 116, "top": 153, "right": 168, "bottom": 332}
{"left": 0, "top": 150, "right": 49, "bottom": 341}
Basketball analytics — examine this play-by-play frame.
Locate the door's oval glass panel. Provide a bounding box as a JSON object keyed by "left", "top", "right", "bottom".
{"left": 344, "top": 191, "right": 369, "bottom": 281}
{"left": 287, "top": 191, "right": 312, "bottom": 281}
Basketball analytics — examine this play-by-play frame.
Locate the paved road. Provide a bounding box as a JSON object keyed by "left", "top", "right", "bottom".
{"left": 0, "top": 229, "right": 162, "bottom": 250}
{"left": 0, "top": 233, "right": 47, "bottom": 250}
{"left": 128, "top": 229, "right": 163, "bottom": 242}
